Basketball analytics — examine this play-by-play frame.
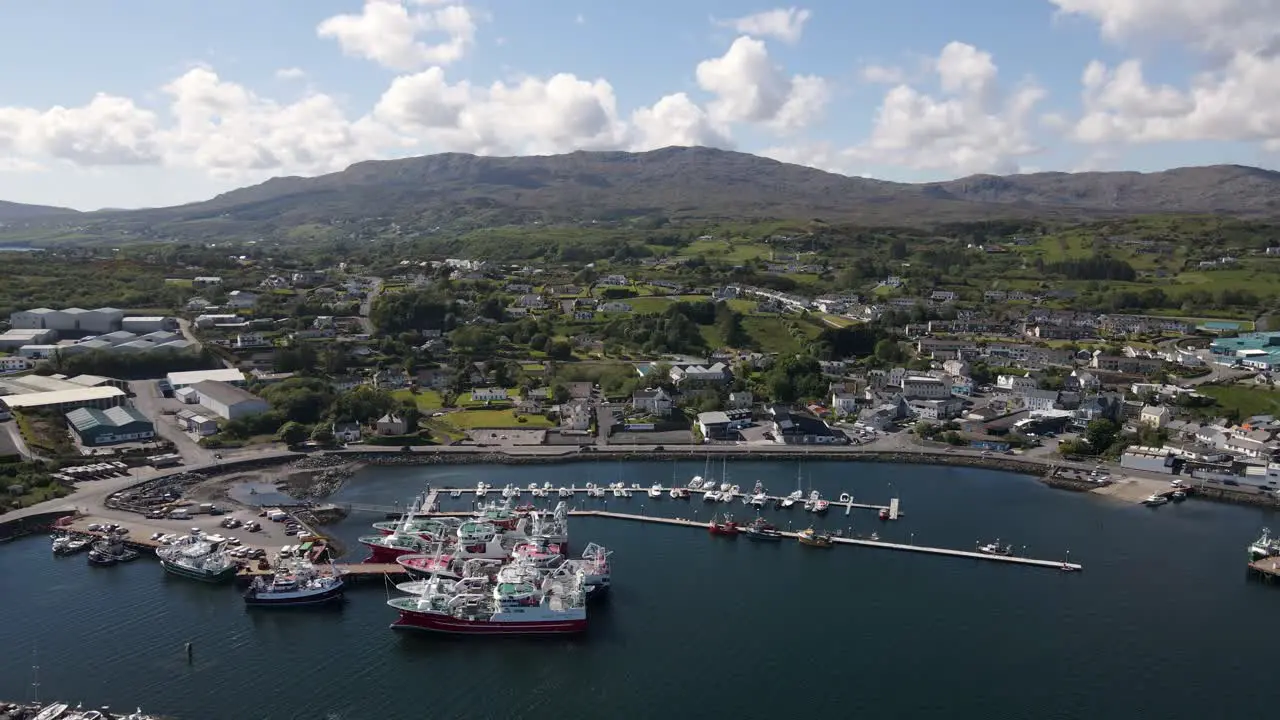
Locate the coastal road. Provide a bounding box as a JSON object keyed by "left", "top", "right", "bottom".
{"left": 2, "top": 420, "right": 45, "bottom": 462}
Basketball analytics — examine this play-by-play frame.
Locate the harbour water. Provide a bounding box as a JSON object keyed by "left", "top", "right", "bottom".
{"left": 2, "top": 461, "right": 1277, "bottom": 719}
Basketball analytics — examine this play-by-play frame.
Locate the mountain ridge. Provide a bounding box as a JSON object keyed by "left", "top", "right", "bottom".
{"left": 3, "top": 149, "right": 1280, "bottom": 237}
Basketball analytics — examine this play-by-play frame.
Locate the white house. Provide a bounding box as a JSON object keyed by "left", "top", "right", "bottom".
{"left": 0, "top": 357, "right": 32, "bottom": 373}
{"left": 632, "top": 387, "right": 674, "bottom": 416}
{"left": 470, "top": 387, "right": 509, "bottom": 402}
{"left": 376, "top": 413, "right": 408, "bottom": 436}
{"left": 997, "top": 374, "right": 1038, "bottom": 393}
{"left": 561, "top": 400, "right": 593, "bottom": 431}
{"left": 831, "top": 392, "right": 860, "bottom": 416}
{"left": 333, "top": 422, "right": 362, "bottom": 443}
{"left": 1140, "top": 405, "right": 1171, "bottom": 428}
{"left": 1025, "top": 389, "right": 1060, "bottom": 413}
{"left": 670, "top": 363, "right": 729, "bottom": 386}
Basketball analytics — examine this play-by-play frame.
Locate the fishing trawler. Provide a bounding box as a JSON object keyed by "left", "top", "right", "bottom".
{"left": 244, "top": 559, "right": 345, "bottom": 607}
{"left": 798, "top": 528, "right": 834, "bottom": 548}
{"left": 388, "top": 566, "right": 588, "bottom": 635}
{"left": 1250, "top": 528, "right": 1280, "bottom": 561}
{"left": 156, "top": 531, "right": 236, "bottom": 582}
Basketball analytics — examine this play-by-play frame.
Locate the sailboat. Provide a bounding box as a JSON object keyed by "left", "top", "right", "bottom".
{"left": 782, "top": 460, "right": 803, "bottom": 508}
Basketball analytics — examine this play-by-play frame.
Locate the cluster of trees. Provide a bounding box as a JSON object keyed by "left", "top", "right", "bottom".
{"left": 44, "top": 348, "right": 221, "bottom": 380}
{"left": 1057, "top": 419, "right": 1123, "bottom": 457}
{"left": 216, "top": 378, "right": 423, "bottom": 445}
{"left": 0, "top": 461, "right": 65, "bottom": 512}
{"left": 1044, "top": 256, "right": 1137, "bottom": 281}
{"left": 370, "top": 288, "right": 455, "bottom": 335}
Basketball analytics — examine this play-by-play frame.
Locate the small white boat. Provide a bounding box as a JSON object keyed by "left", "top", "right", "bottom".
{"left": 476, "top": 483, "right": 489, "bottom": 499}
{"left": 1142, "top": 493, "right": 1169, "bottom": 507}
{"left": 750, "top": 492, "right": 767, "bottom": 507}
{"left": 612, "top": 487, "right": 625, "bottom": 498}
{"left": 669, "top": 487, "right": 680, "bottom": 499}
{"left": 649, "top": 484, "right": 663, "bottom": 498}
{"left": 838, "top": 493, "right": 852, "bottom": 504}
{"left": 782, "top": 490, "right": 803, "bottom": 508}
{"left": 704, "top": 490, "right": 721, "bottom": 502}
{"left": 720, "top": 482, "right": 731, "bottom": 492}
{"left": 450, "top": 489, "right": 462, "bottom": 498}
{"left": 622, "top": 488, "right": 633, "bottom": 498}
{"left": 631, "top": 483, "right": 642, "bottom": 490}
{"left": 558, "top": 487, "right": 573, "bottom": 498}
{"left": 720, "top": 490, "right": 735, "bottom": 504}
{"left": 688, "top": 476, "right": 703, "bottom": 489}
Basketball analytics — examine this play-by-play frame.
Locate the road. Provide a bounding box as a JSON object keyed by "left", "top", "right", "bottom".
{"left": 1, "top": 421, "right": 44, "bottom": 461}
{"left": 176, "top": 318, "right": 234, "bottom": 369}
{"left": 357, "top": 276, "right": 383, "bottom": 335}
{"left": 127, "top": 379, "right": 214, "bottom": 466}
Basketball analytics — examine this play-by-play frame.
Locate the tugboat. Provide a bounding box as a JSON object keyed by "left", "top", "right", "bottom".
{"left": 708, "top": 513, "right": 739, "bottom": 536}
{"left": 797, "top": 527, "right": 834, "bottom": 548}
{"left": 976, "top": 539, "right": 1014, "bottom": 556}
{"left": 743, "top": 517, "right": 782, "bottom": 542}
{"left": 244, "top": 559, "right": 345, "bottom": 607}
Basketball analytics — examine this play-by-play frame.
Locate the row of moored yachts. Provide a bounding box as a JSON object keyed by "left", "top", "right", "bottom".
{"left": 365, "top": 491, "right": 611, "bottom": 635}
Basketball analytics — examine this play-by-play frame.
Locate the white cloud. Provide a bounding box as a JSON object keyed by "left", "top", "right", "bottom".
{"left": 629, "top": 93, "right": 733, "bottom": 150}
{"left": 0, "top": 93, "right": 161, "bottom": 166}
{"left": 1054, "top": 0, "right": 1280, "bottom": 150}
{"left": 575, "top": 13, "right": 585, "bottom": 25}
{"left": 695, "top": 36, "right": 828, "bottom": 132}
{"left": 373, "top": 68, "right": 629, "bottom": 155}
{"left": 846, "top": 42, "right": 1045, "bottom": 175}
{"left": 860, "top": 64, "right": 905, "bottom": 84}
{"left": 275, "top": 67, "right": 307, "bottom": 81}
{"left": 317, "top": 0, "right": 477, "bottom": 71}
{"left": 720, "top": 7, "right": 811, "bottom": 44}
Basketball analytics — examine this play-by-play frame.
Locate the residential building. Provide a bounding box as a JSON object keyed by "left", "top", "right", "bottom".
{"left": 191, "top": 380, "right": 269, "bottom": 420}
{"left": 942, "top": 359, "right": 971, "bottom": 377}
{"left": 1064, "top": 370, "right": 1100, "bottom": 392}
{"left": 727, "top": 391, "right": 753, "bottom": 410}
{"left": 911, "top": 397, "right": 965, "bottom": 421}
{"left": 997, "top": 374, "right": 1038, "bottom": 393}
{"left": 599, "top": 274, "right": 629, "bottom": 286}
{"left": 901, "top": 375, "right": 949, "bottom": 400}
{"left": 670, "top": 363, "right": 730, "bottom": 386}
{"left": 830, "top": 392, "right": 860, "bottom": 416}
{"left": 1139, "top": 405, "right": 1172, "bottom": 428}
{"left": 559, "top": 399, "right": 593, "bottom": 431}
{"left": 696, "top": 411, "right": 733, "bottom": 441}
{"left": 65, "top": 406, "right": 155, "bottom": 446}
{"left": 770, "top": 409, "right": 848, "bottom": 445}
{"left": 333, "top": 422, "right": 362, "bottom": 443}
{"left": 632, "top": 388, "right": 674, "bottom": 416}
{"left": 1024, "top": 389, "right": 1060, "bottom": 413}
{"left": 0, "top": 356, "right": 32, "bottom": 373}
{"left": 1090, "top": 352, "right": 1163, "bottom": 375}
{"left": 598, "top": 302, "right": 633, "bottom": 313}
{"left": 192, "top": 276, "right": 223, "bottom": 287}
{"left": 471, "top": 387, "right": 509, "bottom": 402}
{"left": 226, "top": 291, "right": 258, "bottom": 309}
{"left": 376, "top": 413, "right": 408, "bottom": 436}
{"left": 950, "top": 376, "right": 974, "bottom": 396}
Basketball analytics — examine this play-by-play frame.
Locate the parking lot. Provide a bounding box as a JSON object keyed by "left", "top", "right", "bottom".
{"left": 466, "top": 428, "right": 549, "bottom": 446}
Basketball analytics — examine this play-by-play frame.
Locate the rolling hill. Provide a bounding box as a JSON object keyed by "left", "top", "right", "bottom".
{"left": 0, "top": 200, "right": 79, "bottom": 223}
{"left": 4, "top": 148, "right": 1280, "bottom": 243}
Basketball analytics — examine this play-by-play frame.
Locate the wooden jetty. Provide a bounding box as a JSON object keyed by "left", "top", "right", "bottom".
{"left": 1248, "top": 556, "right": 1280, "bottom": 581}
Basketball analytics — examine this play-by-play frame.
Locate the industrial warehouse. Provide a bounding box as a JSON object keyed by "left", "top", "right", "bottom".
{"left": 66, "top": 406, "right": 156, "bottom": 446}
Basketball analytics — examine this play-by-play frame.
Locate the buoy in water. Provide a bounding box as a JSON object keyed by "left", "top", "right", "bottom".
{"left": 185, "top": 642, "right": 193, "bottom": 663}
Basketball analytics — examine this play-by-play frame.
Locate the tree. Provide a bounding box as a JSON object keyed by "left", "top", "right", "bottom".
{"left": 529, "top": 333, "right": 549, "bottom": 351}
{"left": 874, "top": 339, "right": 905, "bottom": 363}
{"left": 278, "top": 421, "right": 309, "bottom": 447}
{"left": 547, "top": 340, "right": 574, "bottom": 360}
{"left": 330, "top": 386, "right": 396, "bottom": 423}
{"left": 551, "top": 383, "right": 571, "bottom": 404}
{"left": 311, "top": 426, "right": 335, "bottom": 445}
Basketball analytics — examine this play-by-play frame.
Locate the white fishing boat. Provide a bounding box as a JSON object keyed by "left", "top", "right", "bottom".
{"left": 558, "top": 487, "right": 573, "bottom": 498}
{"left": 704, "top": 489, "right": 721, "bottom": 502}
{"left": 687, "top": 476, "right": 704, "bottom": 489}
{"left": 1250, "top": 528, "right": 1280, "bottom": 560}
{"left": 476, "top": 483, "right": 489, "bottom": 499}
{"left": 648, "top": 484, "right": 663, "bottom": 498}
{"left": 1142, "top": 493, "right": 1169, "bottom": 506}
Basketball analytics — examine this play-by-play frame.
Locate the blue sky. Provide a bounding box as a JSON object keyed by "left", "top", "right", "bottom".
{"left": 0, "top": 0, "right": 1276, "bottom": 210}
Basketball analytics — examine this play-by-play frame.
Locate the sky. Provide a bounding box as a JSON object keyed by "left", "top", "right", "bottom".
{"left": 1, "top": 0, "right": 1278, "bottom": 210}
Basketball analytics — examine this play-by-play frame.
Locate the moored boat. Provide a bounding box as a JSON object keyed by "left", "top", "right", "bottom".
{"left": 244, "top": 559, "right": 345, "bottom": 607}
{"left": 156, "top": 533, "right": 235, "bottom": 582}
{"left": 798, "top": 527, "right": 834, "bottom": 548}
{"left": 812, "top": 499, "right": 830, "bottom": 515}
{"left": 1249, "top": 528, "right": 1280, "bottom": 561}
{"left": 743, "top": 517, "right": 782, "bottom": 542}
{"left": 976, "top": 539, "right": 1013, "bottom": 556}
{"left": 708, "top": 513, "right": 739, "bottom": 536}
{"left": 358, "top": 531, "right": 436, "bottom": 563}
{"left": 388, "top": 566, "right": 588, "bottom": 635}
{"left": 1141, "top": 493, "right": 1169, "bottom": 507}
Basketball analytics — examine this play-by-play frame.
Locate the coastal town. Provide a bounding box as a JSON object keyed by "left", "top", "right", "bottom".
{"left": 1, "top": 231, "right": 1279, "bottom": 532}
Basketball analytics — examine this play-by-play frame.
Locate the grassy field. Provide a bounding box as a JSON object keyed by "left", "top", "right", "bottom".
{"left": 392, "top": 388, "right": 444, "bottom": 410}
{"left": 628, "top": 296, "right": 675, "bottom": 314}
{"left": 1198, "top": 384, "right": 1280, "bottom": 418}
{"left": 446, "top": 409, "right": 554, "bottom": 428}
{"left": 680, "top": 238, "right": 772, "bottom": 262}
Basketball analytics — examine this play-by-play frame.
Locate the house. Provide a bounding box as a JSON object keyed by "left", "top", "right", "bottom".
{"left": 598, "top": 302, "right": 633, "bottom": 313}
{"left": 1064, "top": 370, "right": 1100, "bottom": 392}
{"left": 997, "top": 374, "right": 1038, "bottom": 393}
{"left": 1139, "top": 405, "right": 1172, "bottom": 428}
{"left": 560, "top": 400, "right": 593, "bottom": 431}
{"left": 1024, "top": 388, "right": 1061, "bottom": 413}
{"left": 632, "top": 388, "right": 674, "bottom": 416}
{"left": 226, "top": 291, "right": 258, "bottom": 309}
{"left": 727, "top": 391, "right": 753, "bottom": 410}
{"left": 376, "top": 413, "right": 408, "bottom": 436}
{"left": 910, "top": 397, "right": 966, "bottom": 421}
{"left": 515, "top": 398, "right": 543, "bottom": 414}
{"left": 333, "top": 421, "right": 362, "bottom": 443}
{"left": 696, "top": 411, "right": 734, "bottom": 441}
{"left": 471, "top": 387, "right": 509, "bottom": 403}
{"left": 192, "top": 276, "right": 223, "bottom": 287}
{"left": 670, "top": 363, "right": 730, "bottom": 386}
{"left": 1091, "top": 352, "right": 1163, "bottom": 375}
{"left": 770, "top": 409, "right": 848, "bottom": 445}
{"left": 599, "top": 274, "right": 629, "bottom": 286}
{"left": 831, "top": 392, "right": 860, "bottom": 416}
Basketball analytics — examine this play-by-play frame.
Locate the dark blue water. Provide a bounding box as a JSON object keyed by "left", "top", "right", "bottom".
{"left": 1, "top": 461, "right": 1276, "bottom": 720}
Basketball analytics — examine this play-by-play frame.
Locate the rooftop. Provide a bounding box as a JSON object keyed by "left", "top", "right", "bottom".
{"left": 1, "top": 386, "right": 125, "bottom": 410}
{"left": 167, "top": 368, "right": 246, "bottom": 386}
{"left": 66, "top": 405, "right": 151, "bottom": 431}
{"left": 191, "top": 380, "right": 262, "bottom": 406}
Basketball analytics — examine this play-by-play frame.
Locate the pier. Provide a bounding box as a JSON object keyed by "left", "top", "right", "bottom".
{"left": 342, "top": 485, "right": 902, "bottom": 518}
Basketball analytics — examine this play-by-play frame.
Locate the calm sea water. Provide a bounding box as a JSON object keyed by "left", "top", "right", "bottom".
{"left": 2, "top": 461, "right": 1277, "bottom": 720}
